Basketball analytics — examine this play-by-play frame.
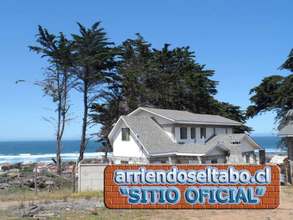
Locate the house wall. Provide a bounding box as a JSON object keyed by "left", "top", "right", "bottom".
{"left": 112, "top": 121, "right": 146, "bottom": 160}
{"left": 149, "top": 155, "right": 227, "bottom": 164}
{"left": 201, "top": 155, "right": 227, "bottom": 164}
{"left": 174, "top": 126, "right": 233, "bottom": 144}
{"left": 130, "top": 109, "right": 234, "bottom": 145}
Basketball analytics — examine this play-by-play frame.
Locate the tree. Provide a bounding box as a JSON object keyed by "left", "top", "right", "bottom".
{"left": 71, "top": 22, "right": 116, "bottom": 162}
{"left": 92, "top": 34, "right": 247, "bottom": 150}
{"left": 30, "top": 26, "right": 73, "bottom": 174}
{"left": 247, "top": 49, "right": 293, "bottom": 128}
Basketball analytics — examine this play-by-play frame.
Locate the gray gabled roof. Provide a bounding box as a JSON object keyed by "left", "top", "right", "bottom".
{"left": 120, "top": 115, "right": 260, "bottom": 157}
{"left": 130, "top": 107, "right": 242, "bottom": 126}
{"left": 279, "top": 122, "right": 293, "bottom": 137}
{"left": 122, "top": 116, "right": 206, "bottom": 156}
{"left": 206, "top": 133, "right": 261, "bottom": 153}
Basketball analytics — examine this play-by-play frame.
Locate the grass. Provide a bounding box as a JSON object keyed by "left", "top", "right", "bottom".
{"left": 0, "top": 186, "right": 293, "bottom": 220}
{"left": 0, "top": 187, "right": 103, "bottom": 202}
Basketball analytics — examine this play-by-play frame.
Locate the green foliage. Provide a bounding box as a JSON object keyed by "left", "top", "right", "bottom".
{"left": 281, "top": 49, "right": 293, "bottom": 71}
{"left": 247, "top": 48, "right": 293, "bottom": 128}
{"left": 92, "top": 34, "right": 248, "bottom": 148}
{"left": 30, "top": 26, "right": 74, "bottom": 174}
{"left": 30, "top": 26, "right": 73, "bottom": 103}
{"left": 247, "top": 75, "right": 285, "bottom": 118}
{"left": 70, "top": 22, "right": 117, "bottom": 162}
{"left": 31, "top": 22, "right": 250, "bottom": 155}
{"left": 71, "top": 22, "right": 116, "bottom": 90}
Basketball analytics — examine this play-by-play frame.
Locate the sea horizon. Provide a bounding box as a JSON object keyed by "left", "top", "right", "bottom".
{"left": 0, "top": 135, "right": 285, "bottom": 164}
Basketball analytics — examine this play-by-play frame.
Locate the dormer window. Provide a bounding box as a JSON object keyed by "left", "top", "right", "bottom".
{"left": 180, "top": 127, "right": 187, "bottom": 139}
{"left": 121, "top": 128, "right": 130, "bottom": 141}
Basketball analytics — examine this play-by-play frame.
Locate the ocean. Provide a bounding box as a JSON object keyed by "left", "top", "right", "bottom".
{"left": 0, "top": 140, "right": 102, "bottom": 164}
{"left": 0, "top": 136, "right": 286, "bottom": 164}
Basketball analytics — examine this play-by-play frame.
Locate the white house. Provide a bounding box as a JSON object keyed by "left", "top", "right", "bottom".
{"left": 108, "top": 107, "right": 263, "bottom": 164}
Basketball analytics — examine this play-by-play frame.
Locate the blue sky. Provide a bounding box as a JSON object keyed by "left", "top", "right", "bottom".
{"left": 0, "top": 0, "right": 292, "bottom": 140}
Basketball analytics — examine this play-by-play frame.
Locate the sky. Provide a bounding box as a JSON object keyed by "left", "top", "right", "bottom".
{"left": 0, "top": 0, "right": 292, "bottom": 140}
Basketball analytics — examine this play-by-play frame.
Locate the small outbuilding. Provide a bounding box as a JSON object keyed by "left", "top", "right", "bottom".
{"left": 279, "top": 110, "right": 293, "bottom": 184}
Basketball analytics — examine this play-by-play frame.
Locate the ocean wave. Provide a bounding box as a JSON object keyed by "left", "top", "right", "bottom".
{"left": 0, "top": 152, "right": 110, "bottom": 164}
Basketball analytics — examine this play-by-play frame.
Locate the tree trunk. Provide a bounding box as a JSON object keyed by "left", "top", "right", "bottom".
{"left": 78, "top": 82, "right": 88, "bottom": 163}
{"left": 56, "top": 72, "right": 62, "bottom": 175}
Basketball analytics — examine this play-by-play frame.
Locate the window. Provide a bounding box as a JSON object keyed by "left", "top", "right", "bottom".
{"left": 213, "top": 128, "right": 216, "bottom": 136}
{"left": 211, "top": 159, "right": 217, "bottom": 164}
{"left": 121, "top": 128, "right": 130, "bottom": 141}
{"left": 191, "top": 127, "right": 196, "bottom": 139}
{"left": 180, "top": 127, "right": 187, "bottom": 139}
{"left": 200, "top": 127, "right": 206, "bottom": 139}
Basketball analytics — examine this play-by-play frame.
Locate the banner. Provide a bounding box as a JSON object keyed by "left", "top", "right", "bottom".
{"left": 104, "top": 164, "right": 280, "bottom": 209}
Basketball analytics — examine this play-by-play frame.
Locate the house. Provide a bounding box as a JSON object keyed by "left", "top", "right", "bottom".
{"left": 108, "top": 107, "right": 263, "bottom": 164}
{"left": 279, "top": 109, "right": 293, "bottom": 184}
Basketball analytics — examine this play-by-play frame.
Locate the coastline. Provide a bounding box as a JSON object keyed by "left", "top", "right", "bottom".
{"left": 0, "top": 135, "right": 286, "bottom": 164}
{"left": 0, "top": 152, "right": 108, "bottom": 164}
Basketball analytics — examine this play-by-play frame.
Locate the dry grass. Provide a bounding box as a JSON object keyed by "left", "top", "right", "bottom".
{"left": 0, "top": 187, "right": 293, "bottom": 220}
{"left": 0, "top": 187, "right": 103, "bottom": 202}
{"left": 58, "top": 209, "right": 152, "bottom": 220}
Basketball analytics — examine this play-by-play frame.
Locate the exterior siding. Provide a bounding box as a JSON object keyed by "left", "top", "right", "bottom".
{"left": 174, "top": 125, "right": 233, "bottom": 144}
{"left": 112, "top": 121, "right": 146, "bottom": 159}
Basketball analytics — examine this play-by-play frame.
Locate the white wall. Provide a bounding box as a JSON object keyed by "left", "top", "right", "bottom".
{"left": 174, "top": 126, "right": 233, "bottom": 144}
{"left": 174, "top": 127, "right": 196, "bottom": 144}
{"left": 112, "top": 122, "right": 146, "bottom": 159}
{"left": 78, "top": 164, "right": 106, "bottom": 192}
{"left": 130, "top": 109, "right": 234, "bottom": 145}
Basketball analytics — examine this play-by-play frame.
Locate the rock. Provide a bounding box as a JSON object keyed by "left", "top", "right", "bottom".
{"left": 0, "top": 171, "right": 7, "bottom": 177}
{"left": 0, "top": 164, "right": 13, "bottom": 171}
{"left": 33, "top": 212, "right": 58, "bottom": 219}
{"left": 8, "top": 168, "right": 20, "bottom": 173}
{"left": 7, "top": 172, "right": 18, "bottom": 178}
{"left": 22, "top": 204, "right": 42, "bottom": 217}
{"left": 45, "top": 180, "right": 55, "bottom": 185}
{"left": 23, "top": 178, "right": 34, "bottom": 188}
{"left": 0, "top": 183, "right": 10, "bottom": 189}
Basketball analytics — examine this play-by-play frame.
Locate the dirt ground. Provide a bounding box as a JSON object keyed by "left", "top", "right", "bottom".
{"left": 0, "top": 187, "right": 292, "bottom": 220}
